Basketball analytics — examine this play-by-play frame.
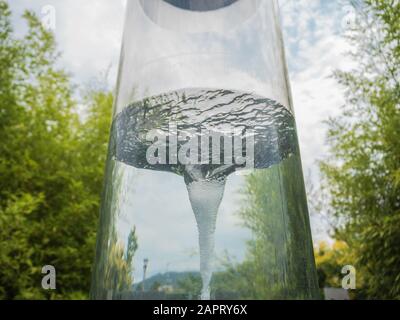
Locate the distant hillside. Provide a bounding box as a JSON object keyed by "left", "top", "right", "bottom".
{"left": 132, "top": 271, "right": 240, "bottom": 300}
{"left": 134, "top": 271, "right": 200, "bottom": 290}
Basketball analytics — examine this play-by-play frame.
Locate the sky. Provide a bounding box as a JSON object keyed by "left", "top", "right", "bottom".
{"left": 8, "top": 0, "right": 354, "bottom": 182}
{"left": 8, "top": 0, "right": 357, "bottom": 278}
{"left": 8, "top": 0, "right": 355, "bottom": 168}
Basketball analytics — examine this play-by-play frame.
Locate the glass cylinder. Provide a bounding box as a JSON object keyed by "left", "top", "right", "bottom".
{"left": 90, "top": 0, "right": 320, "bottom": 300}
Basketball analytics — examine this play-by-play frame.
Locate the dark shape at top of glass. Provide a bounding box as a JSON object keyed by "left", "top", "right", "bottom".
{"left": 163, "top": 0, "right": 239, "bottom": 11}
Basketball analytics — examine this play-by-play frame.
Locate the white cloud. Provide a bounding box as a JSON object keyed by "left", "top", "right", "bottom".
{"left": 9, "top": 0, "right": 354, "bottom": 255}
{"left": 279, "top": 0, "right": 355, "bottom": 242}
{"left": 10, "top": 0, "right": 126, "bottom": 85}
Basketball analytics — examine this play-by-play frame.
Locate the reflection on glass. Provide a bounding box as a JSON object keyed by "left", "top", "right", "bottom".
{"left": 90, "top": 0, "right": 320, "bottom": 300}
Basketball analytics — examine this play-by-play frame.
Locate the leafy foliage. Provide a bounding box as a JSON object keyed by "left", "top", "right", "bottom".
{"left": 320, "top": 0, "right": 400, "bottom": 299}
{"left": 1, "top": 0, "right": 399, "bottom": 300}
{"left": 0, "top": 1, "right": 113, "bottom": 299}
{"left": 314, "top": 241, "right": 351, "bottom": 289}
{"left": 211, "top": 156, "right": 320, "bottom": 299}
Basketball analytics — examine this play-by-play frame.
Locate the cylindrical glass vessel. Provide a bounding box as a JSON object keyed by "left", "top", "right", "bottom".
{"left": 91, "top": 0, "right": 320, "bottom": 300}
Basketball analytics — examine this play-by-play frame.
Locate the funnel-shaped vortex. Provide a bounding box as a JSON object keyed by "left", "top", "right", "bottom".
{"left": 91, "top": 0, "right": 321, "bottom": 300}
{"left": 186, "top": 178, "right": 226, "bottom": 300}
{"left": 109, "top": 89, "right": 297, "bottom": 299}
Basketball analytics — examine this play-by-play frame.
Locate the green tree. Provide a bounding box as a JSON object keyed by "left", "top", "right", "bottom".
{"left": 314, "top": 241, "right": 352, "bottom": 289}
{"left": 177, "top": 274, "right": 202, "bottom": 298}
{"left": 320, "top": 0, "right": 400, "bottom": 299}
{"left": 0, "top": 1, "right": 113, "bottom": 299}
{"left": 215, "top": 156, "right": 320, "bottom": 299}
{"left": 103, "top": 227, "right": 138, "bottom": 297}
